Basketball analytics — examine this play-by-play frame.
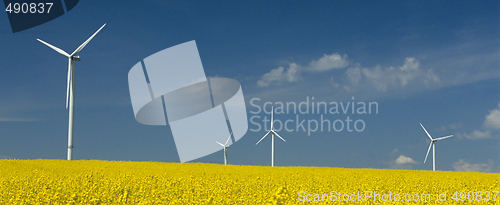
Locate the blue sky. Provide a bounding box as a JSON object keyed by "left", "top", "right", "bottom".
{"left": 0, "top": 1, "right": 498, "bottom": 172}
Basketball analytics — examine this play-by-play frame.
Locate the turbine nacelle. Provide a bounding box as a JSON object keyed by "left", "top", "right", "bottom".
{"left": 72, "top": 56, "right": 81, "bottom": 61}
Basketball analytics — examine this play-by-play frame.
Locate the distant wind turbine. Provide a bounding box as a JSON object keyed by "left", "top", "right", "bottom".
{"left": 256, "top": 106, "right": 286, "bottom": 167}
{"left": 37, "top": 23, "right": 106, "bottom": 160}
{"left": 216, "top": 132, "right": 232, "bottom": 165}
{"left": 420, "top": 123, "right": 453, "bottom": 171}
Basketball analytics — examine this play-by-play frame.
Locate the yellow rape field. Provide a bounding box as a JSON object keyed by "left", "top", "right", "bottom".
{"left": 0, "top": 159, "right": 498, "bottom": 204}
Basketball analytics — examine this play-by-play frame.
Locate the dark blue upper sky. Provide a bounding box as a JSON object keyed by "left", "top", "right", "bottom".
{"left": 0, "top": 1, "right": 498, "bottom": 172}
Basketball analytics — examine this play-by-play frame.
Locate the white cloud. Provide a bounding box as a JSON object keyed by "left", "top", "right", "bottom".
{"left": 390, "top": 155, "right": 417, "bottom": 170}
{"left": 342, "top": 85, "right": 352, "bottom": 92}
{"left": 446, "top": 122, "right": 463, "bottom": 130}
{"left": 483, "top": 103, "right": 500, "bottom": 129}
{"left": 346, "top": 67, "right": 362, "bottom": 85}
{"left": 252, "top": 20, "right": 498, "bottom": 101}
{"left": 305, "top": 53, "right": 349, "bottom": 72}
{"left": 395, "top": 155, "right": 417, "bottom": 165}
{"left": 455, "top": 130, "right": 496, "bottom": 139}
{"left": 347, "top": 57, "right": 440, "bottom": 92}
{"left": 257, "top": 53, "right": 349, "bottom": 87}
{"left": 437, "top": 122, "right": 463, "bottom": 131}
{"left": 328, "top": 77, "right": 340, "bottom": 88}
{"left": 0, "top": 117, "right": 37, "bottom": 122}
{"left": 257, "top": 54, "right": 441, "bottom": 98}
{"left": 454, "top": 103, "right": 500, "bottom": 140}
{"left": 453, "top": 159, "right": 495, "bottom": 173}
{"left": 257, "top": 65, "right": 297, "bottom": 87}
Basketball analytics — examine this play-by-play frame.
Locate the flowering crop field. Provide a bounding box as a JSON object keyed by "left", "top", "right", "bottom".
{"left": 0, "top": 160, "right": 498, "bottom": 204}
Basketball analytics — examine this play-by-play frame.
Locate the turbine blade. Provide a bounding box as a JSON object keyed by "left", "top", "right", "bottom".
{"left": 271, "top": 106, "right": 274, "bottom": 130}
{"left": 256, "top": 131, "right": 272, "bottom": 145}
{"left": 65, "top": 59, "right": 72, "bottom": 109}
{"left": 70, "top": 23, "right": 106, "bottom": 56}
{"left": 424, "top": 142, "right": 433, "bottom": 163}
{"left": 272, "top": 130, "right": 286, "bottom": 142}
{"left": 420, "top": 123, "right": 433, "bottom": 140}
{"left": 37, "top": 39, "right": 70, "bottom": 57}
{"left": 225, "top": 132, "right": 233, "bottom": 146}
{"left": 435, "top": 135, "right": 453, "bottom": 141}
{"left": 216, "top": 141, "right": 224, "bottom": 147}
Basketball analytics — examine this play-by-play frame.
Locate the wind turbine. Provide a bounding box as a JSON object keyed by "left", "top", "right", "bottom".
{"left": 256, "top": 106, "right": 286, "bottom": 167}
{"left": 216, "top": 132, "right": 232, "bottom": 165}
{"left": 37, "top": 23, "right": 106, "bottom": 160}
{"left": 420, "top": 123, "right": 453, "bottom": 171}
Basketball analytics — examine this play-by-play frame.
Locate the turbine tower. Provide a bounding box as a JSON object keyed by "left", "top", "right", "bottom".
{"left": 216, "top": 132, "right": 232, "bottom": 165}
{"left": 37, "top": 23, "right": 106, "bottom": 160}
{"left": 420, "top": 123, "right": 453, "bottom": 171}
{"left": 256, "top": 106, "right": 286, "bottom": 167}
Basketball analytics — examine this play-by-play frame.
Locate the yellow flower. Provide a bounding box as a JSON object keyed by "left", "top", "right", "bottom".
{"left": 0, "top": 159, "right": 498, "bottom": 204}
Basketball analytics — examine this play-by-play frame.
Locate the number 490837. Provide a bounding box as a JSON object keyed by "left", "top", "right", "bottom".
{"left": 5, "top": 3, "right": 53, "bottom": 14}
{"left": 451, "top": 191, "right": 499, "bottom": 201}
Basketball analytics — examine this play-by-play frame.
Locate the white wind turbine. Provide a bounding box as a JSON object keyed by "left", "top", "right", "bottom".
{"left": 256, "top": 106, "right": 286, "bottom": 167}
{"left": 420, "top": 123, "right": 453, "bottom": 171}
{"left": 216, "top": 132, "right": 232, "bottom": 165}
{"left": 37, "top": 23, "right": 106, "bottom": 160}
